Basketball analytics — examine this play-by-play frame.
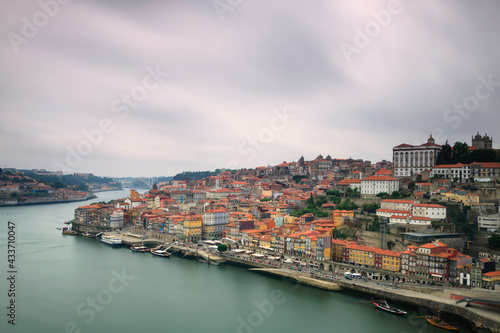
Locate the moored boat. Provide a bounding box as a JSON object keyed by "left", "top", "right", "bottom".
{"left": 371, "top": 300, "right": 407, "bottom": 315}
{"left": 62, "top": 227, "right": 78, "bottom": 235}
{"left": 151, "top": 249, "right": 171, "bottom": 257}
{"left": 131, "top": 245, "right": 149, "bottom": 252}
{"left": 425, "top": 316, "right": 458, "bottom": 330}
{"left": 82, "top": 232, "right": 96, "bottom": 238}
{"left": 101, "top": 236, "right": 123, "bottom": 247}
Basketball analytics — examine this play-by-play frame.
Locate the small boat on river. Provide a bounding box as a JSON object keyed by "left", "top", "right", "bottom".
{"left": 371, "top": 300, "right": 407, "bottom": 315}
{"left": 62, "top": 227, "right": 78, "bottom": 235}
{"left": 101, "top": 236, "right": 123, "bottom": 247}
{"left": 151, "top": 249, "right": 171, "bottom": 257}
{"left": 131, "top": 244, "right": 149, "bottom": 252}
{"left": 425, "top": 316, "right": 458, "bottom": 330}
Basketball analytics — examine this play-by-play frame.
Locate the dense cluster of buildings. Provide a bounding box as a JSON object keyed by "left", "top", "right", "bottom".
{"left": 71, "top": 133, "right": 500, "bottom": 288}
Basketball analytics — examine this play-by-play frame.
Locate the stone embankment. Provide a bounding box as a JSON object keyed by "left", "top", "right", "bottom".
{"left": 225, "top": 256, "right": 500, "bottom": 332}
{"left": 248, "top": 268, "right": 342, "bottom": 291}
{"left": 339, "top": 281, "right": 500, "bottom": 332}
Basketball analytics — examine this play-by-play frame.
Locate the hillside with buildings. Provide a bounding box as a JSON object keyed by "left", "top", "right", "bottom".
{"left": 70, "top": 132, "right": 500, "bottom": 289}
{"left": 0, "top": 168, "right": 120, "bottom": 206}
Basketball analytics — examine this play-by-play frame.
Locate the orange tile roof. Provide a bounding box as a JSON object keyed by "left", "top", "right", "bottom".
{"left": 363, "top": 175, "right": 398, "bottom": 181}
{"left": 381, "top": 199, "right": 415, "bottom": 204}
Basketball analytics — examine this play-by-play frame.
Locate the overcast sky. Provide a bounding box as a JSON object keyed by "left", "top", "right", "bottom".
{"left": 1, "top": 0, "right": 499, "bottom": 177}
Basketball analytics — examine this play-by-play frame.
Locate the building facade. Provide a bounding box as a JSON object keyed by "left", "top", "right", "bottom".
{"left": 393, "top": 135, "right": 441, "bottom": 178}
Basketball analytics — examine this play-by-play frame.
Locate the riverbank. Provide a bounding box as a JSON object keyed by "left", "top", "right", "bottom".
{"left": 221, "top": 254, "right": 500, "bottom": 332}
{"left": 91, "top": 188, "right": 123, "bottom": 193}
{"left": 92, "top": 231, "right": 500, "bottom": 332}
{"left": 0, "top": 194, "right": 97, "bottom": 207}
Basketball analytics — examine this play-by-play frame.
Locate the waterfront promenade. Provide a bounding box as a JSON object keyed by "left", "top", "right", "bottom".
{"left": 220, "top": 252, "right": 500, "bottom": 332}
{"left": 100, "top": 230, "right": 500, "bottom": 331}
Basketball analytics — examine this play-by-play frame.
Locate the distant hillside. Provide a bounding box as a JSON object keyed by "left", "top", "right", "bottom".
{"left": 20, "top": 170, "right": 118, "bottom": 192}
{"left": 172, "top": 170, "right": 223, "bottom": 181}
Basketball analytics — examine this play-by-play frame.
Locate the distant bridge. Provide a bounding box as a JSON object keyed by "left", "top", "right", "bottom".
{"left": 114, "top": 177, "right": 157, "bottom": 189}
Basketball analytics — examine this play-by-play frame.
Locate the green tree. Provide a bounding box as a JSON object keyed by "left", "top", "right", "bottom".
{"left": 306, "top": 194, "right": 315, "bottom": 206}
{"left": 326, "top": 190, "right": 341, "bottom": 197}
{"left": 292, "top": 175, "right": 307, "bottom": 183}
{"left": 368, "top": 216, "right": 380, "bottom": 231}
{"left": 436, "top": 141, "right": 453, "bottom": 165}
{"left": 349, "top": 187, "right": 360, "bottom": 198}
{"left": 315, "top": 196, "right": 328, "bottom": 207}
{"left": 488, "top": 234, "right": 500, "bottom": 248}
{"left": 331, "top": 229, "right": 347, "bottom": 239}
{"left": 217, "top": 244, "right": 228, "bottom": 252}
{"left": 408, "top": 181, "right": 415, "bottom": 191}
{"left": 452, "top": 142, "right": 470, "bottom": 164}
{"left": 470, "top": 149, "right": 500, "bottom": 163}
{"left": 362, "top": 203, "right": 379, "bottom": 214}
{"left": 391, "top": 191, "right": 401, "bottom": 199}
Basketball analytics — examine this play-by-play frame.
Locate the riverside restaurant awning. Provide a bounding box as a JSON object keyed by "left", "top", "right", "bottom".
{"left": 252, "top": 253, "right": 265, "bottom": 258}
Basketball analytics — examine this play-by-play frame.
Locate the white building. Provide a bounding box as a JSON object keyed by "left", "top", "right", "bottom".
{"left": 431, "top": 163, "right": 471, "bottom": 181}
{"left": 393, "top": 135, "right": 442, "bottom": 178}
{"left": 361, "top": 175, "right": 399, "bottom": 197}
{"left": 377, "top": 199, "right": 442, "bottom": 226}
{"left": 380, "top": 199, "right": 415, "bottom": 211}
{"left": 109, "top": 210, "right": 124, "bottom": 228}
{"left": 412, "top": 204, "right": 446, "bottom": 220}
{"left": 478, "top": 214, "right": 500, "bottom": 231}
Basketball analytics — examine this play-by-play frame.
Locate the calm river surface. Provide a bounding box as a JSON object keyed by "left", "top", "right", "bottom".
{"left": 0, "top": 189, "right": 473, "bottom": 333}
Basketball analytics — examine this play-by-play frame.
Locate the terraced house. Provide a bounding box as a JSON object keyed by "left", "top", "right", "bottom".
{"left": 202, "top": 208, "right": 229, "bottom": 239}
{"left": 180, "top": 214, "right": 202, "bottom": 243}
{"left": 374, "top": 249, "right": 401, "bottom": 272}
{"left": 342, "top": 243, "right": 377, "bottom": 267}
{"left": 400, "top": 242, "right": 462, "bottom": 283}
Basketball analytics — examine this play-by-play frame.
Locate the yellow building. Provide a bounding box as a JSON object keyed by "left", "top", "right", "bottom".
{"left": 482, "top": 271, "right": 500, "bottom": 289}
{"left": 332, "top": 210, "right": 354, "bottom": 227}
{"left": 130, "top": 189, "right": 140, "bottom": 199}
{"left": 182, "top": 215, "right": 202, "bottom": 242}
{"left": 331, "top": 239, "right": 352, "bottom": 262}
{"left": 259, "top": 235, "right": 271, "bottom": 249}
{"left": 440, "top": 189, "right": 479, "bottom": 206}
{"left": 345, "top": 243, "right": 375, "bottom": 267}
{"left": 376, "top": 249, "right": 401, "bottom": 272}
{"left": 283, "top": 215, "right": 297, "bottom": 225}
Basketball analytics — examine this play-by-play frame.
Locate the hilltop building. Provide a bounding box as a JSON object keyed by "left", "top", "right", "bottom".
{"left": 393, "top": 135, "right": 441, "bottom": 178}
{"left": 471, "top": 132, "right": 493, "bottom": 149}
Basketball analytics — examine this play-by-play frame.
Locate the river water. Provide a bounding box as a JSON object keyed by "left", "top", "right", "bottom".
{"left": 0, "top": 189, "right": 474, "bottom": 333}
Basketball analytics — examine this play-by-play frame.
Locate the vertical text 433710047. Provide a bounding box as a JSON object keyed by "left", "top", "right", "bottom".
{"left": 7, "top": 221, "right": 17, "bottom": 326}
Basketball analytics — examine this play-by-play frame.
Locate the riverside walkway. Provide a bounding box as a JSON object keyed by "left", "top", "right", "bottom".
{"left": 221, "top": 253, "right": 500, "bottom": 332}
{"left": 102, "top": 232, "right": 226, "bottom": 263}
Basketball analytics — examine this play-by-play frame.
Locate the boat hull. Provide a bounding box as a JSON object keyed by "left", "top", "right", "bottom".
{"left": 371, "top": 301, "right": 407, "bottom": 315}
{"left": 151, "top": 250, "right": 171, "bottom": 257}
{"left": 101, "top": 238, "right": 123, "bottom": 247}
{"left": 425, "top": 317, "right": 458, "bottom": 330}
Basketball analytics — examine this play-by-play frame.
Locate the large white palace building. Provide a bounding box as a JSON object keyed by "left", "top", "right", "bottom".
{"left": 393, "top": 135, "right": 442, "bottom": 178}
